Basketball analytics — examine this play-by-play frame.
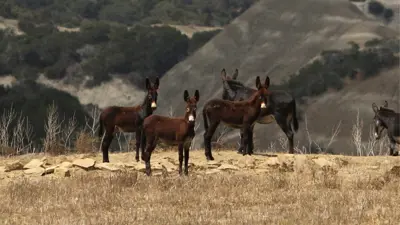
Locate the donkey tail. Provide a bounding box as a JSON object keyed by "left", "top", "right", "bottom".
{"left": 98, "top": 117, "right": 104, "bottom": 138}
{"left": 291, "top": 100, "right": 299, "bottom": 133}
{"left": 202, "top": 108, "right": 209, "bottom": 131}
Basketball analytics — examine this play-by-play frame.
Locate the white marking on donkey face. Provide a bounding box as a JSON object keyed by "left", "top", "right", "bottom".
{"left": 151, "top": 101, "right": 157, "bottom": 108}
{"left": 188, "top": 115, "right": 195, "bottom": 121}
{"left": 261, "top": 102, "right": 267, "bottom": 108}
{"left": 374, "top": 132, "right": 379, "bottom": 139}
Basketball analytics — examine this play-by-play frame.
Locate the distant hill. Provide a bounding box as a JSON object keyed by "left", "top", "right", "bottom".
{"left": 155, "top": 0, "right": 399, "bottom": 154}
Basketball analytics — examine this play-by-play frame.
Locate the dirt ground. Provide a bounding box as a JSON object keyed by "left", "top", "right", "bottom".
{"left": 0, "top": 149, "right": 400, "bottom": 225}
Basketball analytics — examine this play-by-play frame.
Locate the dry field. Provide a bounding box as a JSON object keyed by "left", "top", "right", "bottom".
{"left": 1, "top": 150, "right": 400, "bottom": 225}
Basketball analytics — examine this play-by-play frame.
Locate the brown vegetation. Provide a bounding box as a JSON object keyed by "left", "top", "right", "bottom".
{"left": 1, "top": 151, "right": 400, "bottom": 224}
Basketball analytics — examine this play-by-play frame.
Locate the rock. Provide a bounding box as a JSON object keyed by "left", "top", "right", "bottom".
{"left": 236, "top": 156, "right": 256, "bottom": 168}
{"left": 294, "top": 155, "right": 308, "bottom": 172}
{"left": 312, "top": 158, "right": 335, "bottom": 168}
{"left": 43, "top": 165, "right": 58, "bottom": 175}
{"left": 257, "top": 157, "right": 280, "bottom": 169}
{"left": 60, "top": 162, "right": 73, "bottom": 168}
{"left": 134, "top": 163, "right": 146, "bottom": 172}
{"left": 72, "top": 158, "right": 96, "bottom": 170}
{"left": 205, "top": 169, "right": 220, "bottom": 175}
{"left": 158, "top": 160, "right": 177, "bottom": 172}
{"left": 95, "top": 163, "right": 124, "bottom": 172}
{"left": 54, "top": 167, "right": 71, "bottom": 177}
{"left": 24, "top": 167, "right": 45, "bottom": 176}
{"left": 4, "top": 160, "right": 24, "bottom": 172}
{"left": 0, "top": 166, "right": 5, "bottom": 173}
{"left": 23, "top": 159, "right": 44, "bottom": 169}
{"left": 218, "top": 164, "right": 239, "bottom": 171}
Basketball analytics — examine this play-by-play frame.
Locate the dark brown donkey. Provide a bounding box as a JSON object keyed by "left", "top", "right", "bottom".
{"left": 98, "top": 77, "right": 160, "bottom": 163}
{"left": 142, "top": 90, "right": 200, "bottom": 176}
{"left": 203, "top": 76, "right": 271, "bottom": 160}
{"left": 221, "top": 68, "right": 298, "bottom": 154}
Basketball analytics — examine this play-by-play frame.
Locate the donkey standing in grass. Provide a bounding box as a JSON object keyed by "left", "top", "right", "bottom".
{"left": 203, "top": 76, "right": 271, "bottom": 161}
{"left": 98, "top": 77, "right": 160, "bottom": 163}
{"left": 372, "top": 101, "right": 400, "bottom": 156}
{"left": 142, "top": 90, "right": 200, "bottom": 176}
{"left": 220, "top": 68, "right": 299, "bottom": 154}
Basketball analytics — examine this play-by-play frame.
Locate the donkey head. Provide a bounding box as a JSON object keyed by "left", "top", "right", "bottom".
{"left": 372, "top": 101, "right": 389, "bottom": 140}
{"left": 255, "top": 75, "right": 270, "bottom": 109}
{"left": 220, "top": 68, "right": 239, "bottom": 81}
{"left": 183, "top": 90, "right": 200, "bottom": 123}
{"left": 145, "top": 77, "right": 160, "bottom": 110}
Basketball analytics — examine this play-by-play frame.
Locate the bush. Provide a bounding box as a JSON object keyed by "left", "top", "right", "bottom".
{"left": 383, "top": 8, "right": 394, "bottom": 22}
{"left": 368, "top": 1, "right": 385, "bottom": 15}
{"left": 189, "top": 29, "right": 221, "bottom": 54}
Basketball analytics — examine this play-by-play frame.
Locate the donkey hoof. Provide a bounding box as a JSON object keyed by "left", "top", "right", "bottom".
{"left": 206, "top": 156, "right": 214, "bottom": 161}
{"left": 103, "top": 160, "right": 110, "bottom": 163}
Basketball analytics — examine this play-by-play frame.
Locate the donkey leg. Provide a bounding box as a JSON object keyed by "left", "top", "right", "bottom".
{"left": 203, "top": 122, "right": 219, "bottom": 161}
{"left": 178, "top": 144, "right": 184, "bottom": 175}
{"left": 242, "top": 125, "right": 251, "bottom": 156}
{"left": 237, "top": 130, "right": 245, "bottom": 154}
{"left": 389, "top": 141, "right": 398, "bottom": 156}
{"left": 143, "top": 136, "right": 156, "bottom": 176}
{"left": 184, "top": 144, "right": 190, "bottom": 176}
{"left": 276, "top": 118, "right": 294, "bottom": 154}
{"left": 135, "top": 130, "right": 141, "bottom": 162}
{"left": 247, "top": 126, "right": 255, "bottom": 155}
{"left": 101, "top": 133, "right": 114, "bottom": 163}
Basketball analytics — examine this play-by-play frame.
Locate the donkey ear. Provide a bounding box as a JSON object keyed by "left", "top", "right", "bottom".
{"left": 184, "top": 90, "right": 189, "bottom": 102}
{"left": 372, "top": 103, "right": 378, "bottom": 113}
{"left": 265, "top": 76, "right": 270, "bottom": 88}
{"left": 255, "top": 76, "right": 262, "bottom": 89}
{"left": 221, "top": 68, "right": 227, "bottom": 80}
{"left": 194, "top": 90, "right": 200, "bottom": 102}
{"left": 384, "top": 100, "right": 388, "bottom": 108}
{"left": 145, "top": 77, "right": 151, "bottom": 90}
{"left": 154, "top": 77, "right": 160, "bottom": 90}
{"left": 232, "top": 69, "right": 239, "bottom": 80}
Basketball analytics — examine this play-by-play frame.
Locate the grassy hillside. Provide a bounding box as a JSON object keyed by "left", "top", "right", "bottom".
{"left": 155, "top": 0, "right": 399, "bottom": 155}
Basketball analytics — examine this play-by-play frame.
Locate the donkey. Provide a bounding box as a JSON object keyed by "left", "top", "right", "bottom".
{"left": 372, "top": 101, "right": 400, "bottom": 156}
{"left": 98, "top": 77, "right": 160, "bottom": 163}
{"left": 142, "top": 90, "right": 200, "bottom": 176}
{"left": 203, "top": 76, "right": 271, "bottom": 161}
{"left": 220, "top": 68, "right": 299, "bottom": 154}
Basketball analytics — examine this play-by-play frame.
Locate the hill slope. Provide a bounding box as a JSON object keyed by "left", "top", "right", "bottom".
{"left": 155, "top": 0, "right": 399, "bottom": 153}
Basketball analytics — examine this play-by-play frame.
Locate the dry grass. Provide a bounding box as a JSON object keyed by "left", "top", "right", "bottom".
{"left": 1, "top": 151, "right": 400, "bottom": 225}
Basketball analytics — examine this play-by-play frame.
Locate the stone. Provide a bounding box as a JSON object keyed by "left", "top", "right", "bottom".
{"left": 23, "top": 159, "right": 44, "bottom": 169}
{"left": 54, "top": 167, "right": 71, "bottom": 177}
{"left": 60, "top": 162, "right": 73, "bottom": 168}
{"left": 4, "top": 160, "right": 24, "bottom": 172}
{"left": 205, "top": 169, "right": 220, "bottom": 175}
{"left": 24, "top": 167, "right": 45, "bottom": 176}
{"left": 218, "top": 164, "right": 239, "bottom": 171}
{"left": 312, "top": 158, "right": 335, "bottom": 168}
{"left": 294, "top": 155, "right": 308, "bottom": 172}
{"left": 158, "top": 160, "right": 177, "bottom": 172}
{"left": 72, "top": 158, "right": 96, "bottom": 170}
{"left": 43, "top": 165, "right": 58, "bottom": 175}
{"left": 95, "top": 163, "right": 124, "bottom": 172}
{"left": 257, "top": 157, "right": 280, "bottom": 169}
{"left": 236, "top": 156, "right": 256, "bottom": 168}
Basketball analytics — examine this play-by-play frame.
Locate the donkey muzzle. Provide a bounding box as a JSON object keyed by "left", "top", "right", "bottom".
{"left": 151, "top": 101, "right": 157, "bottom": 109}
{"left": 374, "top": 132, "right": 379, "bottom": 140}
{"left": 261, "top": 102, "right": 267, "bottom": 108}
{"left": 188, "top": 115, "right": 195, "bottom": 122}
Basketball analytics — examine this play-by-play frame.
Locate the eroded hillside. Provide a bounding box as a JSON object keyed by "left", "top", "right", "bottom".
{"left": 155, "top": 0, "right": 399, "bottom": 154}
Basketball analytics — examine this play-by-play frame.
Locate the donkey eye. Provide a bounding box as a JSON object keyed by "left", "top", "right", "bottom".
{"left": 186, "top": 108, "right": 190, "bottom": 112}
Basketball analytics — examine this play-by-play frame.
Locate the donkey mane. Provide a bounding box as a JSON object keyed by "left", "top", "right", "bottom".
{"left": 379, "top": 107, "right": 396, "bottom": 114}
